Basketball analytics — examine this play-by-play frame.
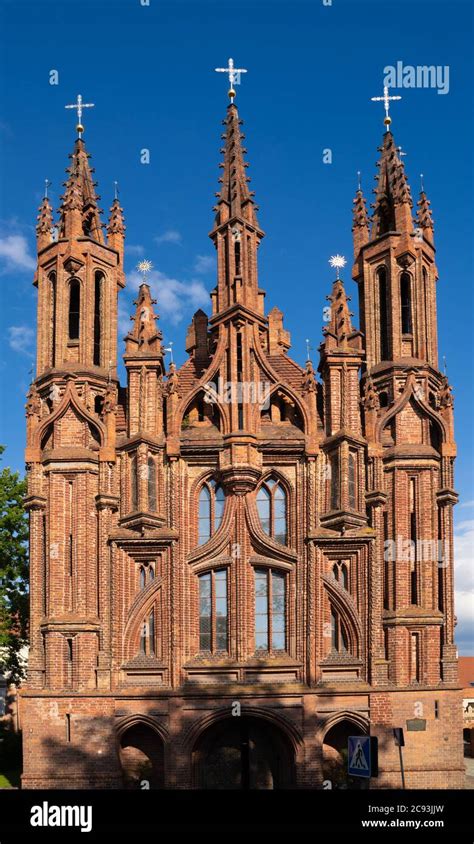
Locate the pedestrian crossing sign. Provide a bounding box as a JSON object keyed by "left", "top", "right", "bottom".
{"left": 348, "top": 735, "right": 371, "bottom": 778}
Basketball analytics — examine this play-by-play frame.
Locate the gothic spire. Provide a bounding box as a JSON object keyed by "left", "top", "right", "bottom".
{"left": 58, "top": 137, "right": 104, "bottom": 242}
{"left": 212, "top": 102, "right": 261, "bottom": 230}
{"left": 415, "top": 189, "right": 435, "bottom": 244}
{"left": 125, "top": 283, "right": 163, "bottom": 358}
{"left": 36, "top": 195, "right": 54, "bottom": 250}
{"left": 352, "top": 186, "right": 370, "bottom": 257}
{"left": 107, "top": 197, "right": 125, "bottom": 235}
{"left": 321, "top": 277, "right": 362, "bottom": 352}
{"left": 371, "top": 131, "right": 413, "bottom": 239}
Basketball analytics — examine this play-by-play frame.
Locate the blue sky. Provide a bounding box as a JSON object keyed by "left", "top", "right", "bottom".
{"left": 0, "top": 0, "right": 472, "bottom": 652}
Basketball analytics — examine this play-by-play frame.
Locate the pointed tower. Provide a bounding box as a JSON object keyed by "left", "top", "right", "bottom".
{"left": 24, "top": 109, "right": 125, "bottom": 708}
{"left": 318, "top": 271, "right": 365, "bottom": 531}
{"left": 209, "top": 101, "right": 265, "bottom": 318}
{"left": 353, "top": 115, "right": 458, "bottom": 690}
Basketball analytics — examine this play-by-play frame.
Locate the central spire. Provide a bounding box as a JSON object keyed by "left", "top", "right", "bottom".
{"left": 58, "top": 137, "right": 104, "bottom": 241}
{"left": 209, "top": 99, "right": 265, "bottom": 318}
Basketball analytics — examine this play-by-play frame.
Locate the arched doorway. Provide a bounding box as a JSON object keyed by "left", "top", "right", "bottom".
{"left": 119, "top": 723, "right": 165, "bottom": 789}
{"left": 193, "top": 716, "right": 295, "bottom": 789}
{"left": 322, "top": 718, "right": 369, "bottom": 790}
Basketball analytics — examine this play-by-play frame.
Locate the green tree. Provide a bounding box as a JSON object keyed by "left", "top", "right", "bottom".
{"left": 0, "top": 446, "right": 28, "bottom": 684}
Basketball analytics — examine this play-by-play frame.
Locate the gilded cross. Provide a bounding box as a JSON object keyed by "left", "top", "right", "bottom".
{"left": 65, "top": 94, "right": 95, "bottom": 136}
{"left": 371, "top": 85, "right": 402, "bottom": 131}
{"left": 215, "top": 58, "right": 247, "bottom": 102}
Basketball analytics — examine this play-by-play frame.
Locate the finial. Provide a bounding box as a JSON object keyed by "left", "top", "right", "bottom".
{"left": 420, "top": 173, "right": 425, "bottom": 192}
{"left": 137, "top": 260, "right": 153, "bottom": 282}
{"left": 371, "top": 85, "right": 402, "bottom": 131}
{"left": 164, "top": 341, "right": 174, "bottom": 363}
{"left": 215, "top": 57, "right": 247, "bottom": 103}
{"left": 65, "top": 94, "right": 95, "bottom": 138}
{"left": 329, "top": 254, "right": 347, "bottom": 280}
{"left": 114, "top": 180, "right": 119, "bottom": 200}
{"left": 357, "top": 170, "right": 362, "bottom": 191}
{"left": 305, "top": 339, "right": 313, "bottom": 361}
{"left": 44, "top": 179, "right": 52, "bottom": 198}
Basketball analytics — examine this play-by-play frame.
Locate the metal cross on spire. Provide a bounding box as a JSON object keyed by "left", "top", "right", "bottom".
{"left": 44, "top": 179, "right": 52, "bottom": 198}
{"left": 371, "top": 85, "right": 402, "bottom": 131}
{"left": 215, "top": 58, "right": 247, "bottom": 103}
{"left": 65, "top": 94, "right": 95, "bottom": 137}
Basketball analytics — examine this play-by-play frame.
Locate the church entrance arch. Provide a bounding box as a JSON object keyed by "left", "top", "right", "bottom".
{"left": 192, "top": 715, "right": 295, "bottom": 789}
{"left": 119, "top": 722, "right": 165, "bottom": 789}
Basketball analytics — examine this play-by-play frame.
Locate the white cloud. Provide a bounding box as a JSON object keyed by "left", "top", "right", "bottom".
{"left": 454, "top": 518, "right": 474, "bottom": 654}
{"left": 8, "top": 325, "right": 35, "bottom": 357}
{"left": 125, "top": 244, "right": 145, "bottom": 256}
{"left": 459, "top": 500, "right": 474, "bottom": 508}
{"left": 0, "top": 234, "right": 35, "bottom": 271}
{"left": 127, "top": 269, "right": 208, "bottom": 325}
{"left": 154, "top": 230, "right": 182, "bottom": 246}
{"left": 194, "top": 254, "right": 214, "bottom": 274}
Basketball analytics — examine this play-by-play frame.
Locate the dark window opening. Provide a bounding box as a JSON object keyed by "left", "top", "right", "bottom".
{"left": 400, "top": 272, "right": 412, "bottom": 334}
{"left": 378, "top": 267, "right": 389, "bottom": 360}
{"left": 68, "top": 279, "right": 80, "bottom": 340}
{"left": 93, "top": 272, "right": 102, "bottom": 366}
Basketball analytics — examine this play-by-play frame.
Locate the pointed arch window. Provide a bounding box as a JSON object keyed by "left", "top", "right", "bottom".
{"left": 332, "top": 561, "right": 349, "bottom": 591}
{"left": 331, "top": 607, "right": 349, "bottom": 653}
{"left": 400, "top": 272, "right": 412, "bottom": 335}
{"left": 377, "top": 266, "right": 389, "bottom": 360}
{"left": 93, "top": 271, "right": 103, "bottom": 365}
{"left": 256, "top": 478, "right": 288, "bottom": 545}
{"left": 68, "top": 279, "right": 80, "bottom": 340}
{"left": 198, "top": 479, "right": 225, "bottom": 545}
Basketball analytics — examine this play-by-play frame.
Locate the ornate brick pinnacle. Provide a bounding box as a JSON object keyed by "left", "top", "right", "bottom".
{"left": 36, "top": 195, "right": 54, "bottom": 237}
{"left": 107, "top": 198, "right": 126, "bottom": 235}
{"left": 125, "top": 283, "right": 163, "bottom": 357}
{"left": 212, "top": 103, "right": 259, "bottom": 228}
{"left": 58, "top": 137, "right": 104, "bottom": 242}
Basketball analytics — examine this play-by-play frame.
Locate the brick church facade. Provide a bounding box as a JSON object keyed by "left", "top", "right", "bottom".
{"left": 20, "top": 90, "right": 464, "bottom": 789}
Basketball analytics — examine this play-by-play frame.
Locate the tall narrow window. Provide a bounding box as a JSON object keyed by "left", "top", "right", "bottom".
{"left": 147, "top": 456, "right": 157, "bottom": 511}
{"left": 93, "top": 272, "right": 103, "bottom": 365}
{"left": 383, "top": 510, "right": 390, "bottom": 609}
{"left": 438, "top": 506, "right": 444, "bottom": 611}
{"left": 377, "top": 267, "right": 389, "bottom": 360}
{"left": 400, "top": 272, "right": 412, "bottom": 334}
{"left": 234, "top": 239, "right": 241, "bottom": 276}
{"left": 329, "top": 452, "right": 339, "bottom": 510}
{"left": 139, "top": 566, "right": 146, "bottom": 589}
{"left": 348, "top": 451, "right": 357, "bottom": 509}
{"left": 410, "top": 631, "right": 420, "bottom": 682}
{"left": 199, "top": 569, "right": 228, "bottom": 652}
{"left": 130, "top": 453, "right": 138, "bottom": 510}
{"left": 236, "top": 332, "right": 244, "bottom": 429}
{"left": 254, "top": 568, "right": 286, "bottom": 652}
{"left": 48, "top": 272, "right": 56, "bottom": 366}
{"left": 68, "top": 279, "right": 80, "bottom": 340}
{"left": 409, "top": 478, "right": 418, "bottom": 604}
{"left": 139, "top": 609, "right": 156, "bottom": 655}
{"left": 198, "top": 479, "right": 225, "bottom": 545}
{"left": 331, "top": 607, "right": 349, "bottom": 653}
{"left": 148, "top": 608, "right": 155, "bottom": 655}
{"left": 256, "top": 478, "right": 288, "bottom": 544}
